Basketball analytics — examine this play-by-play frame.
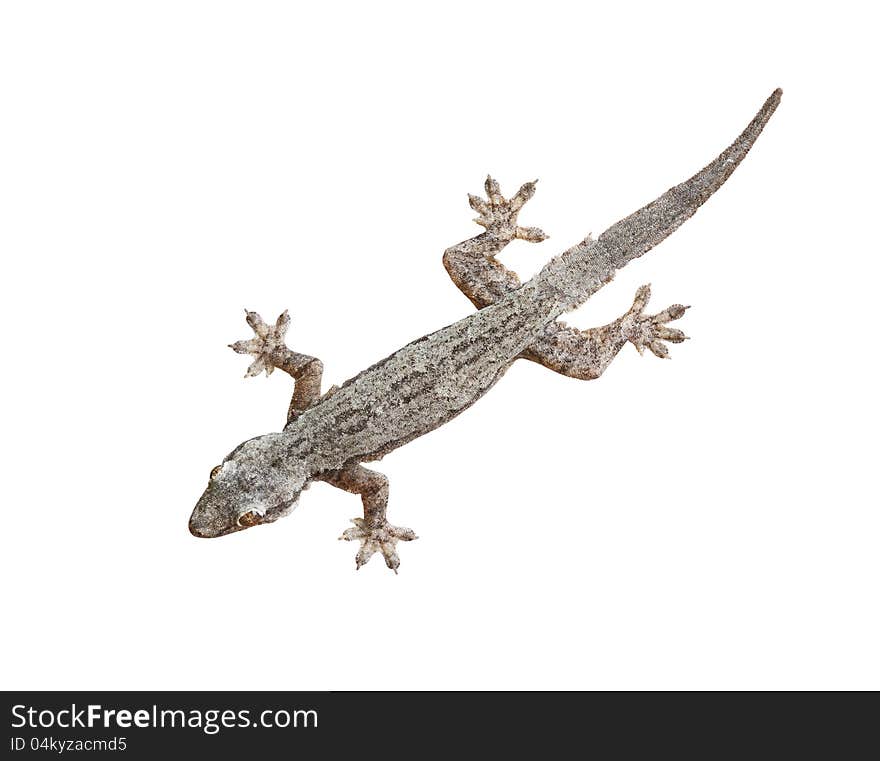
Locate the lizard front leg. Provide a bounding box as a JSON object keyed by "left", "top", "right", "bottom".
{"left": 320, "top": 463, "right": 417, "bottom": 573}
{"left": 520, "top": 285, "right": 689, "bottom": 379}
{"left": 229, "top": 310, "right": 324, "bottom": 423}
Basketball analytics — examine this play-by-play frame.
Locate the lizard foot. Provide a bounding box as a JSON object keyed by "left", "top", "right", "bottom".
{"left": 229, "top": 309, "right": 291, "bottom": 377}
{"left": 340, "top": 518, "right": 417, "bottom": 573}
{"left": 469, "top": 176, "right": 548, "bottom": 243}
{"left": 622, "top": 285, "right": 689, "bottom": 358}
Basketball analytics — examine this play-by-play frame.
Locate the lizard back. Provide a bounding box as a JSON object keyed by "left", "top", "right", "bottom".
{"left": 284, "top": 280, "right": 559, "bottom": 469}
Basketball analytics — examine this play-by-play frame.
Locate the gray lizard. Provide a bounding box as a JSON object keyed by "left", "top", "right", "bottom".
{"left": 189, "top": 89, "right": 781, "bottom": 571}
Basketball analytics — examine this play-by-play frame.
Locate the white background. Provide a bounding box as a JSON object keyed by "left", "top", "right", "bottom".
{"left": 1, "top": 1, "right": 877, "bottom": 690}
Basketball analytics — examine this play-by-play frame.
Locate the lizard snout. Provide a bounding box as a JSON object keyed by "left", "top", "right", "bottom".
{"left": 188, "top": 513, "right": 217, "bottom": 538}
{"left": 189, "top": 490, "right": 243, "bottom": 539}
{"left": 188, "top": 510, "right": 225, "bottom": 538}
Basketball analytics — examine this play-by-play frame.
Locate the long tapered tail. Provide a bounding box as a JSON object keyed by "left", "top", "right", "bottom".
{"left": 532, "top": 89, "right": 782, "bottom": 314}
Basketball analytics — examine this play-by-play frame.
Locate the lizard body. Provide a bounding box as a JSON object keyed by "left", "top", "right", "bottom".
{"left": 189, "top": 89, "right": 781, "bottom": 571}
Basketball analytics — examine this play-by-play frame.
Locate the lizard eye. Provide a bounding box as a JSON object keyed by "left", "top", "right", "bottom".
{"left": 237, "top": 510, "right": 262, "bottom": 528}
{"left": 209, "top": 465, "right": 223, "bottom": 480}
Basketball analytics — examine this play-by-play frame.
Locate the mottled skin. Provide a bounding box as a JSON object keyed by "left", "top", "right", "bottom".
{"left": 190, "top": 90, "right": 781, "bottom": 571}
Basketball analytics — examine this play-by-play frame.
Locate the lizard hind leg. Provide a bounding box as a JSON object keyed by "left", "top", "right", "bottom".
{"left": 440, "top": 180, "right": 689, "bottom": 381}
{"left": 320, "top": 464, "right": 417, "bottom": 573}
{"left": 442, "top": 176, "right": 548, "bottom": 310}
{"left": 520, "top": 284, "right": 689, "bottom": 380}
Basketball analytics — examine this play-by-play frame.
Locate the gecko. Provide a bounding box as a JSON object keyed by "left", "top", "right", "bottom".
{"left": 189, "top": 89, "right": 781, "bottom": 571}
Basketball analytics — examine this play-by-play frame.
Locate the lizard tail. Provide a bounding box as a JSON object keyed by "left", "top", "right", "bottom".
{"left": 531, "top": 88, "right": 782, "bottom": 315}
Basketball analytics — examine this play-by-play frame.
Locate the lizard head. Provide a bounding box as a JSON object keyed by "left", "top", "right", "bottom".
{"left": 189, "top": 432, "right": 307, "bottom": 538}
